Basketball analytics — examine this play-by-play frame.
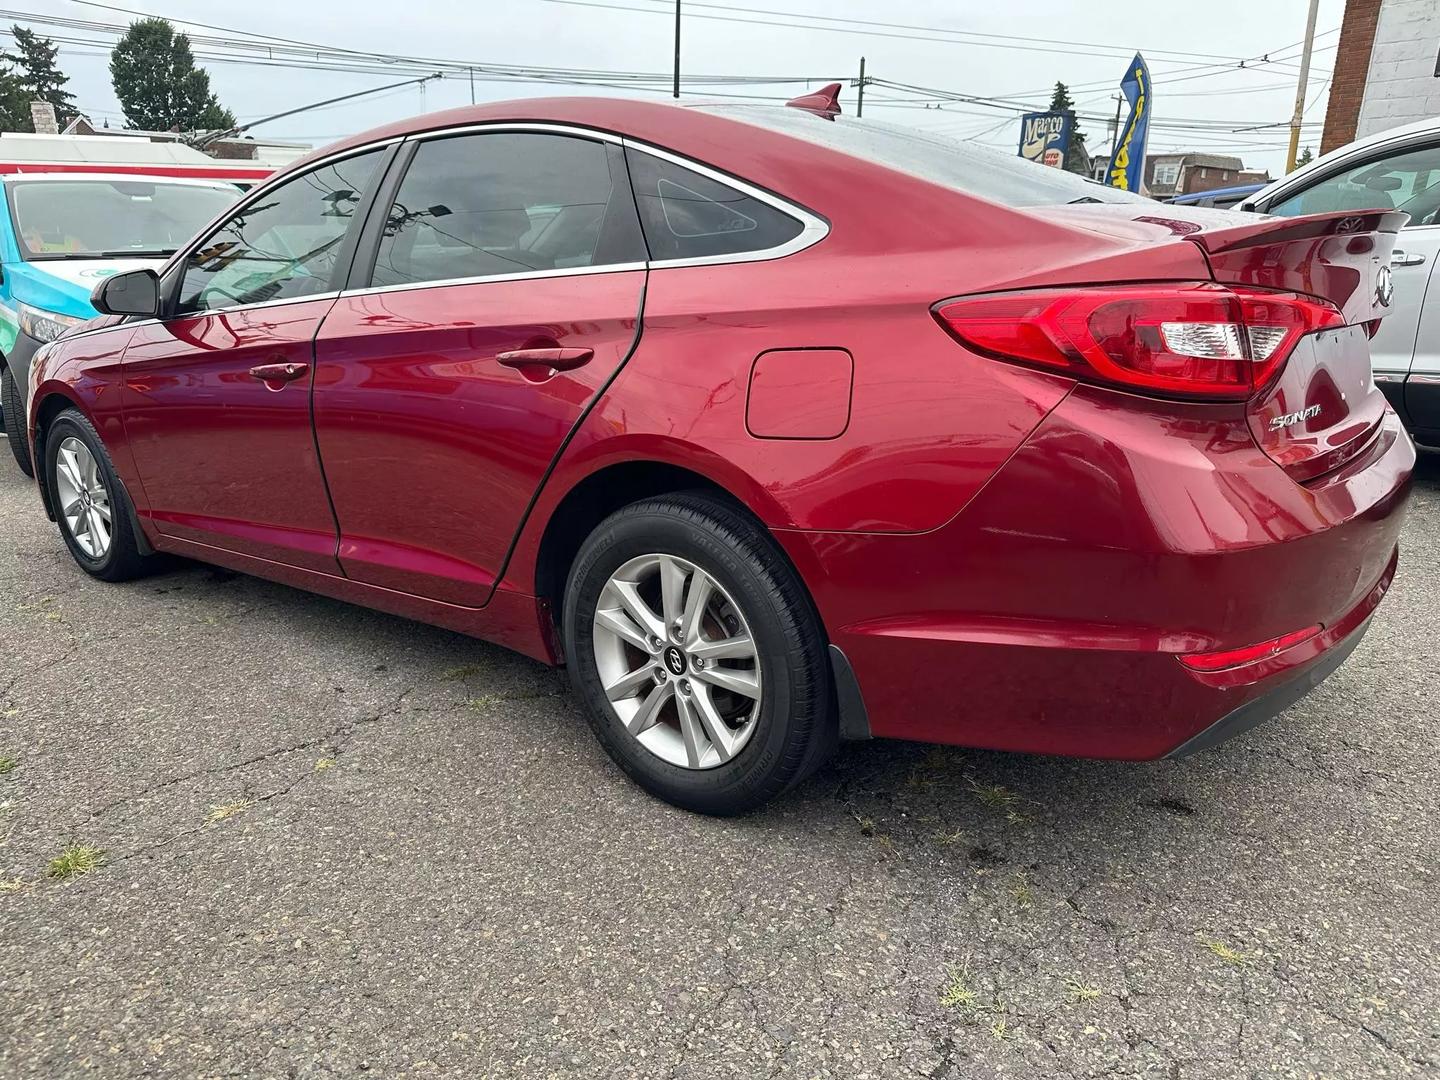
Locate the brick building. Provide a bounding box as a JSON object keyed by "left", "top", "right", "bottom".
{"left": 1090, "top": 152, "right": 1255, "bottom": 197}
{"left": 1322, "top": 0, "right": 1440, "bottom": 153}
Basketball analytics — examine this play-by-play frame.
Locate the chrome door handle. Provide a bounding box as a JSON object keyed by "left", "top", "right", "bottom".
{"left": 496, "top": 347, "right": 594, "bottom": 372}
{"left": 1390, "top": 251, "right": 1426, "bottom": 266}
{"left": 247, "top": 361, "right": 309, "bottom": 386}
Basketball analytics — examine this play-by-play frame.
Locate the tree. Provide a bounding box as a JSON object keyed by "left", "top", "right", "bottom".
{"left": 7, "top": 26, "right": 77, "bottom": 128}
{"left": 0, "top": 55, "right": 31, "bottom": 132}
{"left": 110, "top": 18, "right": 235, "bottom": 133}
{"left": 1297, "top": 146, "right": 1314, "bottom": 167}
{"left": 1048, "top": 81, "right": 1089, "bottom": 176}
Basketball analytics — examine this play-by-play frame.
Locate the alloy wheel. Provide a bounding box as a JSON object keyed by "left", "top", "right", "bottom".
{"left": 54, "top": 436, "right": 113, "bottom": 559}
{"left": 591, "top": 553, "right": 763, "bottom": 769}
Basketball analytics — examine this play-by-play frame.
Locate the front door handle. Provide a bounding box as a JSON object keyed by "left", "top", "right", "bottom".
{"left": 248, "top": 361, "right": 309, "bottom": 385}
{"left": 496, "top": 347, "right": 595, "bottom": 374}
{"left": 1391, "top": 250, "right": 1427, "bottom": 267}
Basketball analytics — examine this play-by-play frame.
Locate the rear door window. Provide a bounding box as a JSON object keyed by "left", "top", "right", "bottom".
{"left": 624, "top": 149, "right": 807, "bottom": 262}
{"left": 1268, "top": 143, "right": 1440, "bottom": 221}
{"left": 368, "top": 132, "right": 644, "bottom": 288}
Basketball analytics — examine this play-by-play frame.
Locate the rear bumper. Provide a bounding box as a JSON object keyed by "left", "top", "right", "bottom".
{"left": 775, "top": 389, "right": 1414, "bottom": 761}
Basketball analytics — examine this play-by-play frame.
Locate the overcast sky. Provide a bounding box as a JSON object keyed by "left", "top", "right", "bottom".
{"left": 13, "top": 0, "right": 1344, "bottom": 176}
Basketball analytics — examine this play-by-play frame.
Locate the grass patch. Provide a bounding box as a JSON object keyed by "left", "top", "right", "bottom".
{"left": 441, "top": 663, "right": 484, "bottom": 681}
{"left": 207, "top": 800, "right": 252, "bottom": 823}
{"left": 855, "top": 815, "right": 876, "bottom": 837}
{"left": 1200, "top": 937, "right": 1253, "bottom": 966}
{"left": 967, "top": 779, "right": 1019, "bottom": 809}
{"left": 46, "top": 844, "right": 105, "bottom": 879}
{"left": 1010, "top": 873, "right": 1035, "bottom": 909}
{"left": 0, "top": 876, "right": 29, "bottom": 893}
{"left": 0, "top": 755, "right": 17, "bottom": 776}
{"left": 990, "top": 1015, "right": 1011, "bottom": 1041}
{"left": 313, "top": 758, "right": 336, "bottom": 772}
{"left": 1065, "top": 977, "right": 1102, "bottom": 1003}
{"left": 939, "top": 966, "right": 978, "bottom": 1009}
{"left": 932, "top": 828, "right": 967, "bottom": 846}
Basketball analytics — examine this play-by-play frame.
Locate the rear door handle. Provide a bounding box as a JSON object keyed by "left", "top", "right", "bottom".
{"left": 496, "top": 347, "right": 594, "bottom": 373}
{"left": 248, "top": 361, "right": 309, "bottom": 384}
{"left": 1390, "top": 251, "right": 1426, "bottom": 266}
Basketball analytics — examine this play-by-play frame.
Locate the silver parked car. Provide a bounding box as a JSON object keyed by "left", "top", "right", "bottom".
{"left": 1242, "top": 117, "right": 1440, "bottom": 446}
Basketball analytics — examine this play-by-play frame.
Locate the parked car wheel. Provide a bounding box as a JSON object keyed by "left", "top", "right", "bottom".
{"left": 563, "top": 492, "right": 834, "bottom": 815}
{"left": 1, "top": 364, "right": 33, "bottom": 477}
{"left": 44, "top": 408, "right": 154, "bottom": 582}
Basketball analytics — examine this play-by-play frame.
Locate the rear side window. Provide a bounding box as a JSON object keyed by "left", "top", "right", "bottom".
{"left": 625, "top": 149, "right": 807, "bottom": 262}
{"left": 369, "top": 133, "right": 644, "bottom": 288}
{"left": 177, "top": 149, "right": 384, "bottom": 314}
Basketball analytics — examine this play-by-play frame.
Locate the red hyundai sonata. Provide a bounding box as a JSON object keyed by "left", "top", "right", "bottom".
{"left": 25, "top": 90, "right": 1414, "bottom": 814}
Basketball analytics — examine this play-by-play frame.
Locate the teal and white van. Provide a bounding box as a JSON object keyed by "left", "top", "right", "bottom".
{"left": 0, "top": 173, "right": 241, "bottom": 474}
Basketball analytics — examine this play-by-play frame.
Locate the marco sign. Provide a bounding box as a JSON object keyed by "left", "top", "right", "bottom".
{"left": 1018, "top": 110, "right": 1074, "bottom": 169}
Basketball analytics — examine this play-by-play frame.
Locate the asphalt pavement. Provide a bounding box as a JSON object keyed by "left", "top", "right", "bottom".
{"left": 2, "top": 453, "right": 1437, "bottom": 1079}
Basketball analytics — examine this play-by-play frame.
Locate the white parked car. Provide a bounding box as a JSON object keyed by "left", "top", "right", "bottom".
{"left": 1242, "top": 117, "right": 1440, "bottom": 446}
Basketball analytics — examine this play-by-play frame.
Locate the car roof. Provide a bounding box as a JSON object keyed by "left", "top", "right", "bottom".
{"left": 1168, "top": 182, "right": 1267, "bottom": 204}
{"left": 1250, "top": 116, "right": 1440, "bottom": 205}
{"left": 0, "top": 171, "right": 241, "bottom": 189}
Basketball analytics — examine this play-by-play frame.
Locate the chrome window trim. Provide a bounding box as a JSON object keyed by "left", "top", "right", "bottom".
{"left": 340, "top": 262, "right": 646, "bottom": 301}
{"left": 621, "top": 138, "right": 830, "bottom": 268}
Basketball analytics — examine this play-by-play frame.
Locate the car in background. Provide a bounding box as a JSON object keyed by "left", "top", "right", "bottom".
{"left": 0, "top": 174, "right": 242, "bottom": 475}
{"left": 1241, "top": 118, "right": 1440, "bottom": 445}
{"left": 1164, "top": 181, "right": 1267, "bottom": 209}
{"left": 23, "top": 93, "right": 1414, "bottom": 814}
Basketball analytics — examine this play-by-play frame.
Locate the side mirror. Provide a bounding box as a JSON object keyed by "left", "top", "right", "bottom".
{"left": 91, "top": 268, "right": 160, "bottom": 317}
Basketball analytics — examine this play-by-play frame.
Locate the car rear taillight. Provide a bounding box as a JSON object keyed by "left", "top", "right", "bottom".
{"left": 934, "top": 283, "right": 1345, "bottom": 401}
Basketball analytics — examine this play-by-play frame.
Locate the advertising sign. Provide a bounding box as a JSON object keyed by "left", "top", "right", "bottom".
{"left": 1109, "top": 53, "right": 1152, "bottom": 191}
{"left": 1018, "top": 110, "right": 1074, "bottom": 169}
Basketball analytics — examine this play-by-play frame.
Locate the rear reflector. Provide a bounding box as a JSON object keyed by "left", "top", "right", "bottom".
{"left": 934, "top": 283, "right": 1345, "bottom": 401}
{"left": 1178, "top": 625, "right": 1323, "bottom": 672}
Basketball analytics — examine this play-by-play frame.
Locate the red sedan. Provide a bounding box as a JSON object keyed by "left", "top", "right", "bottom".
{"left": 26, "top": 91, "right": 1414, "bottom": 814}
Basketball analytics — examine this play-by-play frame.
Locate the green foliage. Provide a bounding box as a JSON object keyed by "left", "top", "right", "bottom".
{"left": 1048, "top": 80, "right": 1090, "bottom": 176}
{"left": 109, "top": 18, "right": 235, "bottom": 133}
{"left": 1297, "top": 146, "right": 1314, "bottom": 167}
{"left": 0, "top": 25, "right": 77, "bottom": 132}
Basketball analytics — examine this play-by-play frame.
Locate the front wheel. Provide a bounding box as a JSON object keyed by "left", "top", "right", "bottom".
{"left": 563, "top": 491, "right": 834, "bottom": 815}
{"left": 44, "top": 408, "right": 156, "bottom": 582}
{"left": 1, "top": 364, "right": 34, "bottom": 477}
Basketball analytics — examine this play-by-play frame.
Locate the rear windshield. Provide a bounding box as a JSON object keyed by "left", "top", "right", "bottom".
{"left": 7, "top": 179, "right": 239, "bottom": 260}
{"left": 706, "top": 105, "right": 1148, "bottom": 209}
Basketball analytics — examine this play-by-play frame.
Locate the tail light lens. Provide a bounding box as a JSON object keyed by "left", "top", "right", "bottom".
{"left": 934, "top": 283, "right": 1345, "bottom": 401}
{"left": 1178, "top": 624, "right": 1323, "bottom": 672}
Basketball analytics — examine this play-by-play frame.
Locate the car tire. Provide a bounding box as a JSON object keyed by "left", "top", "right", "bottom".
{"left": 1, "top": 364, "right": 34, "bottom": 477}
{"left": 563, "top": 490, "right": 835, "bottom": 815}
{"left": 44, "top": 408, "right": 155, "bottom": 582}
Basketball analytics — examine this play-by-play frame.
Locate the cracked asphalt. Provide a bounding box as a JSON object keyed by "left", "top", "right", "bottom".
{"left": 2, "top": 454, "right": 1438, "bottom": 1080}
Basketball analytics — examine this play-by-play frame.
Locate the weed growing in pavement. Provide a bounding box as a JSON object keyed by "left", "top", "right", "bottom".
{"left": 939, "top": 966, "right": 979, "bottom": 1009}
{"left": 46, "top": 844, "right": 105, "bottom": 879}
{"left": 1065, "top": 978, "right": 1102, "bottom": 1003}
{"left": 207, "top": 800, "right": 252, "bottom": 823}
{"left": 990, "top": 1014, "right": 1011, "bottom": 1041}
{"left": 313, "top": 758, "right": 336, "bottom": 772}
{"left": 1010, "top": 873, "right": 1035, "bottom": 909}
{"left": 967, "top": 778, "right": 1019, "bottom": 808}
{"left": 0, "top": 877, "right": 28, "bottom": 893}
{"left": 0, "top": 755, "right": 17, "bottom": 776}
{"left": 441, "top": 664, "right": 484, "bottom": 681}
{"left": 1200, "top": 937, "right": 1253, "bottom": 966}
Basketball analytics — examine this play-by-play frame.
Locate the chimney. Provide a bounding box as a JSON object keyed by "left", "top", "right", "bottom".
{"left": 29, "top": 101, "right": 58, "bottom": 135}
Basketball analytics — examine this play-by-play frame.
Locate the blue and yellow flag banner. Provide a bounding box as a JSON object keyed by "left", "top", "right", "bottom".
{"left": 1109, "top": 53, "right": 1151, "bottom": 192}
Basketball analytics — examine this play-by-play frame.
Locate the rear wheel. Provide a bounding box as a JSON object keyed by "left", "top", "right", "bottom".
{"left": 563, "top": 491, "right": 834, "bottom": 815}
{"left": 44, "top": 408, "right": 155, "bottom": 582}
{"left": 1, "top": 364, "right": 34, "bottom": 477}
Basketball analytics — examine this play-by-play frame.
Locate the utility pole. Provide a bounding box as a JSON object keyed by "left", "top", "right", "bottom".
{"left": 857, "top": 56, "right": 866, "bottom": 117}
{"left": 1285, "top": 0, "right": 1321, "bottom": 173}
{"left": 469, "top": 66, "right": 475, "bottom": 105}
{"left": 1108, "top": 93, "right": 1122, "bottom": 161}
{"left": 671, "top": 0, "right": 682, "bottom": 99}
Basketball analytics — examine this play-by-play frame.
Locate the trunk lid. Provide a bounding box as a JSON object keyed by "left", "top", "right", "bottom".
{"left": 1045, "top": 204, "right": 1409, "bottom": 481}
{"left": 1196, "top": 209, "right": 1407, "bottom": 481}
